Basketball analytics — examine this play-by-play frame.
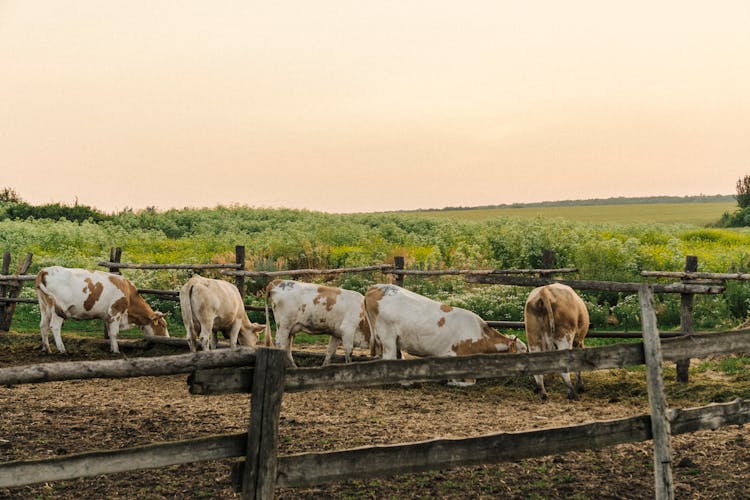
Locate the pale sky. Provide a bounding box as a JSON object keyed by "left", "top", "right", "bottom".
{"left": 1, "top": 1, "right": 748, "bottom": 213}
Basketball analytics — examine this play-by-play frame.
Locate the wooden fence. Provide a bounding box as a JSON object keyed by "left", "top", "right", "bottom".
{"left": 2, "top": 286, "right": 750, "bottom": 499}
{"left": 3, "top": 246, "right": 746, "bottom": 382}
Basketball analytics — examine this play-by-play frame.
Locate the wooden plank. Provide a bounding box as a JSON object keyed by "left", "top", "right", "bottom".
{"left": 4, "top": 398, "right": 747, "bottom": 490}
{"left": 98, "top": 261, "right": 242, "bottom": 270}
{"left": 242, "top": 348, "right": 285, "bottom": 499}
{"left": 191, "top": 342, "right": 646, "bottom": 395}
{"left": 0, "top": 252, "right": 33, "bottom": 331}
{"left": 642, "top": 270, "right": 750, "bottom": 280}
{"left": 190, "top": 330, "right": 750, "bottom": 395}
{"left": 222, "top": 264, "right": 394, "bottom": 278}
{"left": 0, "top": 252, "right": 9, "bottom": 332}
{"left": 0, "top": 297, "right": 37, "bottom": 304}
{"left": 676, "top": 256, "right": 698, "bottom": 383}
{"left": 391, "top": 267, "right": 578, "bottom": 276}
{"left": 0, "top": 274, "right": 36, "bottom": 282}
{"left": 393, "top": 256, "right": 405, "bottom": 287}
{"left": 639, "top": 285, "right": 675, "bottom": 500}
{"left": 235, "top": 245, "right": 246, "bottom": 297}
{"left": 0, "top": 349, "right": 257, "bottom": 386}
{"left": 272, "top": 398, "right": 750, "bottom": 488}
{"left": 0, "top": 433, "right": 246, "bottom": 488}
{"left": 466, "top": 275, "right": 724, "bottom": 294}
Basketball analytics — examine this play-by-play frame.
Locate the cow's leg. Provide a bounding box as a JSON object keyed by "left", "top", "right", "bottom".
{"left": 197, "top": 319, "right": 213, "bottom": 351}
{"left": 323, "top": 336, "right": 340, "bottom": 365}
{"left": 227, "top": 321, "right": 242, "bottom": 349}
{"left": 185, "top": 321, "right": 198, "bottom": 353}
{"left": 380, "top": 334, "right": 399, "bottom": 360}
{"left": 39, "top": 308, "right": 53, "bottom": 353}
{"left": 528, "top": 344, "right": 548, "bottom": 400}
{"left": 560, "top": 371, "right": 579, "bottom": 400}
{"left": 275, "top": 325, "right": 297, "bottom": 367}
{"left": 555, "top": 337, "right": 578, "bottom": 400}
{"left": 341, "top": 334, "right": 355, "bottom": 364}
{"left": 573, "top": 337, "right": 585, "bottom": 393}
{"left": 49, "top": 315, "right": 66, "bottom": 354}
{"left": 106, "top": 320, "right": 121, "bottom": 354}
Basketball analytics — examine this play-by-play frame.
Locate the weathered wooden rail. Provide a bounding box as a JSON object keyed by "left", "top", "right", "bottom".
{"left": 1, "top": 247, "right": 741, "bottom": 387}
{"left": 2, "top": 286, "right": 749, "bottom": 499}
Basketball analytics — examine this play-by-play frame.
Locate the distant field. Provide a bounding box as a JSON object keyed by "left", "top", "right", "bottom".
{"left": 406, "top": 201, "right": 736, "bottom": 225}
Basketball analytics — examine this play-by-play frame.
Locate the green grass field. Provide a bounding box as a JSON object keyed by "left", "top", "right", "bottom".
{"left": 404, "top": 201, "right": 735, "bottom": 225}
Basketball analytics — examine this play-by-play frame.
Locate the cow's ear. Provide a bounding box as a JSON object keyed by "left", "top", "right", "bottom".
{"left": 150, "top": 311, "right": 165, "bottom": 321}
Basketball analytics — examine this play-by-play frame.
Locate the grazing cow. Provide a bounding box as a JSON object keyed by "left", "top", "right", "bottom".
{"left": 364, "top": 284, "right": 527, "bottom": 386}
{"left": 266, "top": 279, "right": 371, "bottom": 367}
{"left": 35, "top": 266, "right": 169, "bottom": 354}
{"left": 524, "top": 283, "right": 589, "bottom": 400}
{"left": 179, "top": 275, "right": 266, "bottom": 352}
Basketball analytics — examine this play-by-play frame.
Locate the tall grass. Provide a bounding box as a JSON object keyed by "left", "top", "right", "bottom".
{"left": 3, "top": 204, "right": 750, "bottom": 332}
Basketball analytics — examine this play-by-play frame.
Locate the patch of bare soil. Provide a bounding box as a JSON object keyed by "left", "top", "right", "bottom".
{"left": 1, "top": 332, "right": 749, "bottom": 499}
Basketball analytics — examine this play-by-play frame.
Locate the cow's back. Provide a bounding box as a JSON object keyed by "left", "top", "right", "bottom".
{"left": 37, "top": 266, "right": 127, "bottom": 319}
{"left": 365, "top": 284, "right": 487, "bottom": 357}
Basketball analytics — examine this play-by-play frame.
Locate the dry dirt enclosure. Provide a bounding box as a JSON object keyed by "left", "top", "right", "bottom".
{"left": 1, "top": 332, "right": 749, "bottom": 499}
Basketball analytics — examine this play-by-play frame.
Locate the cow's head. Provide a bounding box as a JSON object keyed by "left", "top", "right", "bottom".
{"left": 510, "top": 335, "right": 528, "bottom": 353}
{"left": 239, "top": 322, "right": 266, "bottom": 346}
{"left": 145, "top": 311, "right": 169, "bottom": 337}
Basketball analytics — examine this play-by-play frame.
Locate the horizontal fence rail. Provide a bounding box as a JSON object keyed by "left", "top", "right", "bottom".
{"left": 272, "top": 398, "right": 750, "bottom": 488}
{"left": 98, "top": 261, "right": 242, "bottom": 270}
{"left": 4, "top": 398, "right": 748, "bottom": 489}
{"left": 642, "top": 270, "right": 750, "bottom": 280}
{"left": 188, "top": 330, "right": 750, "bottom": 395}
{"left": 466, "top": 275, "right": 725, "bottom": 294}
{"left": 222, "top": 265, "right": 395, "bottom": 278}
{"left": 390, "top": 268, "right": 578, "bottom": 276}
{"left": 0, "top": 349, "right": 257, "bottom": 386}
{"left": 0, "top": 274, "right": 36, "bottom": 282}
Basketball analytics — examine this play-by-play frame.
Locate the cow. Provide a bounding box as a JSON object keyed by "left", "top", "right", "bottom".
{"left": 179, "top": 275, "right": 266, "bottom": 352}
{"left": 35, "top": 266, "right": 169, "bottom": 354}
{"left": 364, "top": 284, "right": 527, "bottom": 386}
{"left": 524, "top": 283, "right": 590, "bottom": 400}
{"left": 265, "top": 279, "right": 371, "bottom": 367}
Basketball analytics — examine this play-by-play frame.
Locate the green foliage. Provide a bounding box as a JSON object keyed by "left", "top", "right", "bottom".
{"left": 5, "top": 203, "right": 750, "bottom": 332}
{"left": 2, "top": 201, "right": 110, "bottom": 224}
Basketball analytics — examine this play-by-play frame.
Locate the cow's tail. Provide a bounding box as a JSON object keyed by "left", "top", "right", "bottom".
{"left": 263, "top": 282, "right": 274, "bottom": 347}
{"left": 539, "top": 287, "right": 556, "bottom": 348}
{"left": 179, "top": 283, "right": 195, "bottom": 342}
{"left": 362, "top": 289, "right": 378, "bottom": 357}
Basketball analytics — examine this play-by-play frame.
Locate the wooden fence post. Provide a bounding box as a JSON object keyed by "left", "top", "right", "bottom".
{"left": 541, "top": 249, "right": 556, "bottom": 269}
{"left": 109, "top": 247, "right": 122, "bottom": 274}
{"left": 676, "top": 255, "right": 697, "bottom": 383}
{"left": 639, "top": 284, "right": 675, "bottom": 500}
{"left": 242, "top": 347, "right": 285, "bottom": 499}
{"left": 0, "top": 252, "right": 10, "bottom": 332}
{"left": 235, "top": 245, "right": 246, "bottom": 298}
{"left": 104, "top": 247, "right": 122, "bottom": 339}
{"left": 0, "top": 253, "right": 33, "bottom": 332}
{"left": 394, "top": 256, "right": 405, "bottom": 288}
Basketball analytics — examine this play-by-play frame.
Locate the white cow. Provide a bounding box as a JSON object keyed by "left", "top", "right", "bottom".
{"left": 36, "top": 266, "right": 169, "bottom": 354}
{"left": 524, "top": 283, "right": 590, "bottom": 400}
{"left": 179, "top": 275, "right": 266, "bottom": 352}
{"left": 266, "top": 279, "right": 371, "bottom": 367}
{"left": 364, "top": 284, "right": 526, "bottom": 385}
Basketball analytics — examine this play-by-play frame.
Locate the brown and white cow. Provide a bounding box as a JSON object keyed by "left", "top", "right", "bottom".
{"left": 364, "top": 284, "right": 527, "bottom": 386}
{"left": 179, "top": 275, "right": 266, "bottom": 352}
{"left": 524, "top": 283, "right": 589, "bottom": 400}
{"left": 35, "top": 266, "right": 169, "bottom": 354}
{"left": 266, "top": 279, "right": 371, "bottom": 367}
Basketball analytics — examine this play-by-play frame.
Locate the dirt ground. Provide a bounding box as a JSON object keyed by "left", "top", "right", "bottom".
{"left": 1, "top": 331, "right": 749, "bottom": 499}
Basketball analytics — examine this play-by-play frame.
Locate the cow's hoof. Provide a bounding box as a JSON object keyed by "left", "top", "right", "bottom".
{"left": 567, "top": 392, "right": 579, "bottom": 401}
